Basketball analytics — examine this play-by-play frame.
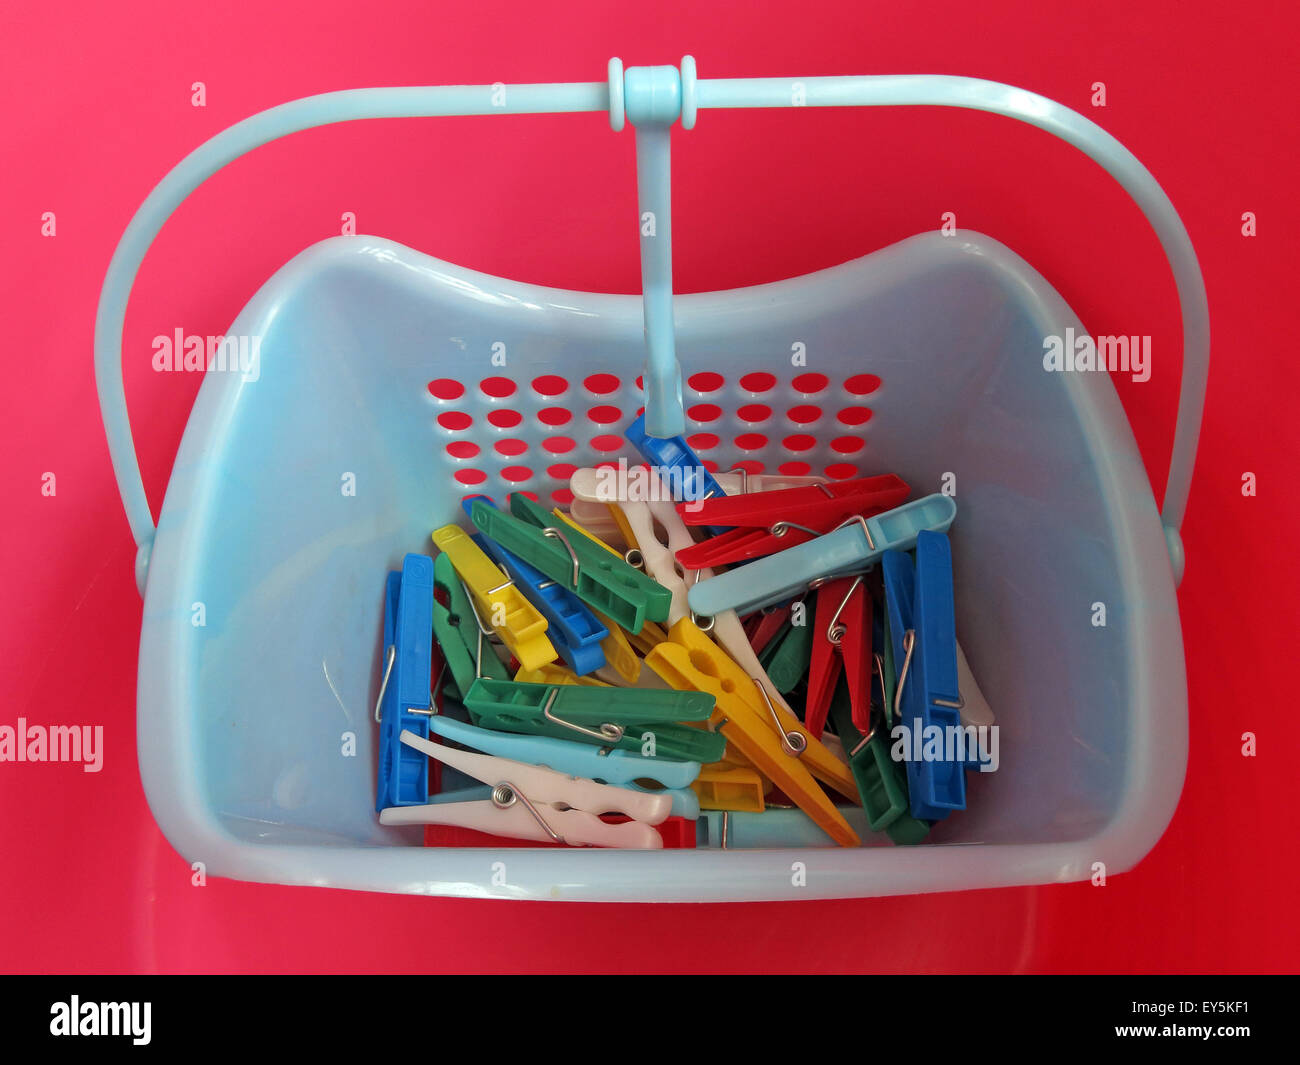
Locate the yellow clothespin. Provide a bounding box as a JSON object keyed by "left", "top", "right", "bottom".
{"left": 605, "top": 502, "right": 641, "bottom": 561}
{"left": 691, "top": 763, "right": 766, "bottom": 812}
{"left": 646, "top": 618, "right": 862, "bottom": 847}
{"left": 431, "top": 524, "right": 557, "bottom": 672}
{"left": 621, "top": 619, "right": 670, "bottom": 658}
{"left": 515, "top": 662, "right": 610, "bottom": 688}
{"left": 552, "top": 507, "right": 622, "bottom": 557}
{"left": 550, "top": 508, "right": 643, "bottom": 684}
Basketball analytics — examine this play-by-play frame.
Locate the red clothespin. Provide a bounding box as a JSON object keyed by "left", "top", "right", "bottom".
{"left": 674, "top": 474, "right": 911, "bottom": 569}
{"left": 749, "top": 603, "right": 791, "bottom": 654}
{"left": 804, "top": 575, "right": 872, "bottom": 737}
{"left": 834, "top": 577, "right": 873, "bottom": 733}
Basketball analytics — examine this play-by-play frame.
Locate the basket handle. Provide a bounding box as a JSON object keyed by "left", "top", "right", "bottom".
{"left": 95, "top": 82, "right": 618, "bottom": 593}
{"left": 96, "top": 65, "right": 1206, "bottom": 594}
{"left": 673, "top": 64, "right": 1207, "bottom": 585}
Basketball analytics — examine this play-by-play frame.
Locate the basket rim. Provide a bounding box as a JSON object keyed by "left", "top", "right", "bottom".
{"left": 134, "top": 229, "right": 1187, "bottom": 901}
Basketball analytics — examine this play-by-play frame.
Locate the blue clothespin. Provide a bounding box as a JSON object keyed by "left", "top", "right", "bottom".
{"left": 688, "top": 493, "right": 957, "bottom": 616}
{"left": 375, "top": 553, "right": 435, "bottom": 811}
{"left": 882, "top": 531, "right": 966, "bottom": 821}
{"left": 460, "top": 496, "right": 609, "bottom": 675}
{"left": 624, "top": 412, "right": 731, "bottom": 533}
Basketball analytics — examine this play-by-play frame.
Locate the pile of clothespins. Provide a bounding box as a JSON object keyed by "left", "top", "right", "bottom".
{"left": 374, "top": 412, "right": 995, "bottom": 849}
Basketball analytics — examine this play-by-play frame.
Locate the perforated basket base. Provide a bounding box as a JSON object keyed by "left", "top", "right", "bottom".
{"left": 136, "top": 231, "right": 1186, "bottom": 901}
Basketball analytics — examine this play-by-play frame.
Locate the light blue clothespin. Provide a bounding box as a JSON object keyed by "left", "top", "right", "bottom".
{"left": 687, "top": 493, "right": 957, "bottom": 616}
{"left": 625, "top": 782, "right": 701, "bottom": 819}
{"left": 696, "top": 806, "right": 875, "bottom": 848}
{"left": 429, "top": 714, "right": 700, "bottom": 791}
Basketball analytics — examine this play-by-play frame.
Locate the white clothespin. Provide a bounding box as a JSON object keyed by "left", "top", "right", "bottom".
{"left": 956, "top": 642, "right": 995, "bottom": 728}
{"left": 379, "top": 730, "right": 669, "bottom": 848}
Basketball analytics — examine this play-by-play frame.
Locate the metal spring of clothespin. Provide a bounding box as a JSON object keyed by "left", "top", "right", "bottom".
{"left": 893, "top": 628, "right": 964, "bottom": 720}
{"left": 771, "top": 483, "right": 836, "bottom": 538}
{"left": 836, "top": 513, "right": 876, "bottom": 549}
{"left": 723, "top": 463, "right": 750, "bottom": 495}
{"left": 461, "top": 578, "right": 499, "bottom": 681}
{"left": 825, "top": 574, "right": 865, "bottom": 644}
{"left": 540, "top": 685, "right": 625, "bottom": 745}
{"left": 541, "top": 525, "right": 580, "bottom": 588}
{"left": 850, "top": 652, "right": 889, "bottom": 757}
{"left": 375, "top": 643, "right": 438, "bottom": 722}
{"left": 374, "top": 644, "right": 395, "bottom": 723}
{"left": 689, "top": 567, "right": 714, "bottom": 633}
{"left": 751, "top": 676, "right": 807, "bottom": 757}
{"left": 492, "top": 781, "right": 563, "bottom": 842}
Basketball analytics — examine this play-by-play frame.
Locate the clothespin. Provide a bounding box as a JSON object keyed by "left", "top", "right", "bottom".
{"left": 688, "top": 493, "right": 957, "bottom": 617}
{"left": 465, "top": 495, "right": 671, "bottom": 634}
{"left": 514, "top": 662, "right": 609, "bottom": 688}
{"left": 826, "top": 672, "right": 929, "bottom": 841}
{"left": 571, "top": 466, "right": 707, "bottom": 626}
{"left": 882, "top": 532, "right": 966, "bottom": 821}
{"left": 567, "top": 497, "right": 628, "bottom": 547}
{"left": 710, "top": 471, "right": 829, "bottom": 493}
{"left": 566, "top": 471, "right": 827, "bottom": 548}
{"left": 423, "top": 816, "right": 698, "bottom": 849}
{"left": 675, "top": 474, "right": 911, "bottom": 569}
{"left": 375, "top": 554, "right": 435, "bottom": 810}
{"left": 381, "top": 730, "right": 669, "bottom": 848}
{"left": 802, "top": 576, "right": 870, "bottom": 737}
{"left": 460, "top": 677, "right": 724, "bottom": 763}
{"left": 431, "top": 523, "right": 557, "bottom": 672}
{"left": 696, "top": 806, "right": 875, "bottom": 849}
{"left": 460, "top": 497, "right": 608, "bottom": 676}
{"left": 623, "top": 411, "right": 731, "bottom": 519}
{"left": 572, "top": 465, "right": 799, "bottom": 719}
{"left": 644, "top": 618, "right": 863, "bottom": 847}
{"left": 604, "top": 501, "right": 642, "bottom": 560}
{"left": 547, "top": 509, "right": 646, "bottom": 683}
{"left": 428, "top": 714, "right": 699, "bottom": 791}
{"left": 749, "top": 604, "right": 790, "bottom": 654}
{"left": 956, "top": 643, "right": 995, "bottom": 729}
{"left": 691, "top": 763, "right": 767, "bottom": 812}
{"left": 760, "top": 615, "right": 815, "bottom": 693}
{"left": 432, "top": 552, "right": 509, "bottom": 702}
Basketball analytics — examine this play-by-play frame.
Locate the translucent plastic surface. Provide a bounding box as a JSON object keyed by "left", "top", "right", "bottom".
{"left": 136, "top": 231, "right": 1186, "bottom": 900}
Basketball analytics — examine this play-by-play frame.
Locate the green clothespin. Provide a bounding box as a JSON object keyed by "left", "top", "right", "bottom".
{"left": 872, "top": 607, "right": 929, "bottom": 843}
{"left": 466, "top": 496, "right": 671, "bottom": 634}
{"left": 761, "top": 610, "right": 816, "bottom": 694}
{"left": 827, "top": 674, "right": 930, "bottom": 842}
{"left": 432, "top": 552, "right": 508, "bottom": 704}
{"left": 462, "top": 678, "right": 725, "bottom": 763}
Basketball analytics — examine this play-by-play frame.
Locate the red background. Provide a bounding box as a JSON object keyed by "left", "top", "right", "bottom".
{"left": 2, "top": 0, "right": 1296, "bottom": 973}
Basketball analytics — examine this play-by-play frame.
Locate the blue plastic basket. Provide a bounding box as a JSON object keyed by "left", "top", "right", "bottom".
{"left": 96, "top": 61, "right": 1206, "bottom": 901}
